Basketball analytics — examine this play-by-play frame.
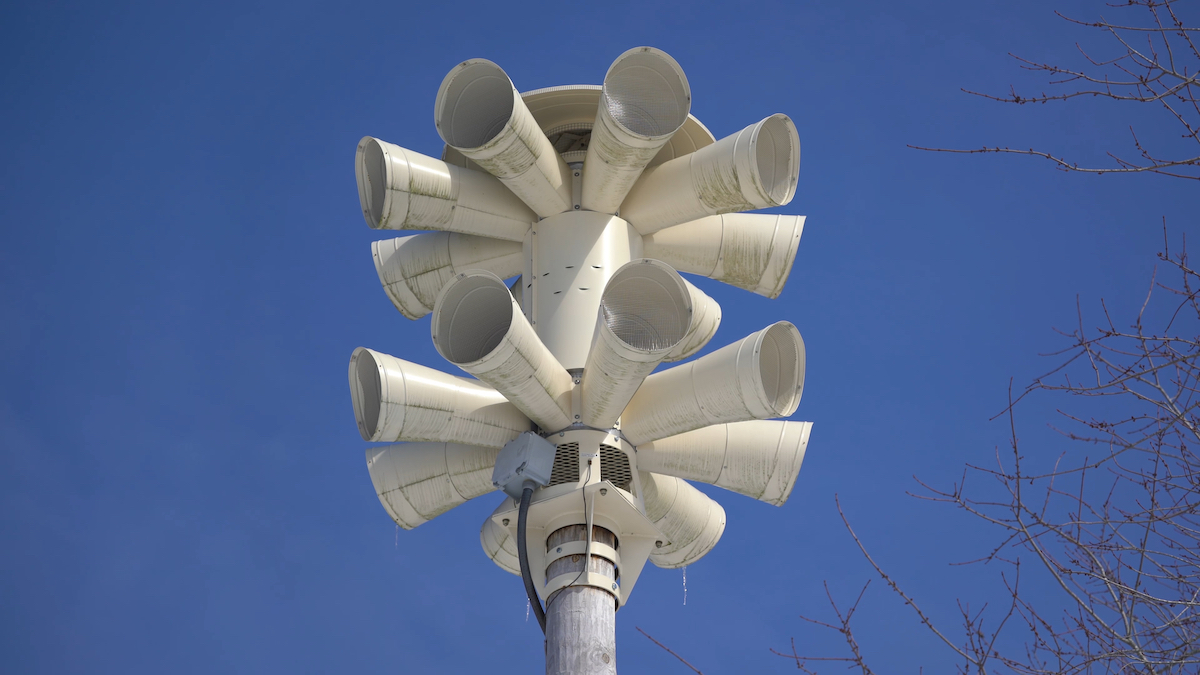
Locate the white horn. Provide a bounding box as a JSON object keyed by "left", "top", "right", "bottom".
{"left": 641, "top": 472, "right": 726, "bottom": 568}
{"left": 636, "top": 420, "right": 812, "bottom": 506}
{"left": 348, "top": 347, "right": 530, "bottom": 447}
{"left": 481, "top": 497, "right": 521, "bottom": 575}
{"left": 580, "top": 259, "right": 716, "bottom": 428}
{"left": 642, "top": 214, "right": 805, "bottom": 299}
{"left": 621, "top": 321, "right": 805, "bottom": 445}
{"left": 619, "top": 114, "right": 800, "bottom": 234}
{"left": 432, "top": 271, "right": 574, "bottom": 432}
{"left": 581, "top": 47, "right": 691, "bottom": 213}
{"left": 366, "top": 442, "right": 500, "bottom": 530}
{"left": 355, "top": 137, "right": 534, "bottom": 240}
{"left": 435, "top": 59, "right": 572, "bottom": 217}
{"left": 664, "top": 276, "right": 721, "bottom": 362}
{"left": 373, "top": 233, "right": 523, "bottom": 320}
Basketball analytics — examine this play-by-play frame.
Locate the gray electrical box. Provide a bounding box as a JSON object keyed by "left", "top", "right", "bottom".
{"left": 492, "top": 432, "right": 557, "bottom": 499}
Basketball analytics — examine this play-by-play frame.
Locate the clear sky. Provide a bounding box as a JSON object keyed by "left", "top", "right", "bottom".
{"left": 2, "top": 0, "right": 1194, "bottom": 672}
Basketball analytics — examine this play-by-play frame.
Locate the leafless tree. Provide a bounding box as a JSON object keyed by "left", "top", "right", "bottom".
{"left": 773, "top": 227, "right": 1200, "bottom": 674}
{"left": 911, "top": 0, "right": 1200, "bottom": 180}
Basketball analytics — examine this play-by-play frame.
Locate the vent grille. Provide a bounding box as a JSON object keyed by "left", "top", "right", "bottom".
{"left": 600, "top": 444, "right": 632, "bottom": 491}
{"left": 549, "top": 443, "right": 580, "bottom": 486}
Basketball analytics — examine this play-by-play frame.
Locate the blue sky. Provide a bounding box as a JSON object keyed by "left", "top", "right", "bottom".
{"left": 2, "top": 1, "right": 1194, "bottom": 672}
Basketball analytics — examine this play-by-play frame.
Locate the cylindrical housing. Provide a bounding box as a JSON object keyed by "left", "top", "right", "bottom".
{"left": 348, "top": 347, "right": 530, "bottom": 447}
{"left": 580, "top": 259, "right": 709, "bottom": 429}
{"left": 642, "top": 214, "right": 805, "bottom": 299}
{"left": 355, "top": 137, "right": 534, "bottom": 240}
{"left": 620, "top": 322, "right": 806, "bottom": 445}
{"left": 366, "top": 442, "right": 500, "bottom": 529}
{"left": 619, "top": 114, "right": 800, "bottom": 234}
{"left": 373, "top": 233, "right": 522, "bottom": 320}
{"left": 432, "top": 271, "right": 574, "bottom": 432}
{"left": 641, "top": 472, "right": 726, "bottom": 569}
{"left": 481, "top": 498, "right": 520, "bottom": 575}
{"left": 435, "top": 59, "right": 572, "bottom": 217}
{"left": 581, "top": 47, "right": 691, "bottom": 214}
{"left": 637, "top": 420, "right": 813, "bottom": 506}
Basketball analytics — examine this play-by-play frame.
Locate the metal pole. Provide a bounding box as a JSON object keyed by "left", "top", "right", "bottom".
{"left": 544, "top": 524, "right": 618, "bottom": 674}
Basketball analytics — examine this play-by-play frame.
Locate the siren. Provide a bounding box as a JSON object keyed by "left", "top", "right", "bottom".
{"left": 348, "top": 347, "right": 531, "bottom": 447}
{"left": 374, "top": 233, "right": 523, "bottom": 320}
{"left": 481, "top": 498, "right": 521, "bottom": 575}
{"left": 619, "top": 114, "right": 800, "bottom": 235}
{"left": 642, "top": 214, "right": 805, "bottom": 299}
{"left": 637, "top": 420, "right": 812, "bottom": 506}
{"left": 366, "top": 442, "right": 501, "bottom": 530}
{"left": 621, "top": 321, "right": 806, "bottom": 445}
{"left": 432, "top": 271, "right": 574, "bottom": 432}
{"left": 579, "top": 259, "right": 719, "bottom": 429}
{"left": 355, "top": 137, "right": 535, "bottom": 240}
{"left": 641, "top": 473, "right": 726, "bottom": 568}
{"left": 435, "top": 59, "right": 572, "bottom": 217}
{"left": 581, "top": 47, "right": 691, "bottom": 213}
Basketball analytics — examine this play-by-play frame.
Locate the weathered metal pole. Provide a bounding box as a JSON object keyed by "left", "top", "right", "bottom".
{"left": 544, "top": 524, "right": 619, "bottom": 674}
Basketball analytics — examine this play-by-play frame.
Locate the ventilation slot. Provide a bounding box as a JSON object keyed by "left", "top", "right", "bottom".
{"left": 600, "top": 444, "right": 632, "bottom": 491}
{"left": 549, "top": 443, "right": 580, "bottom": 486}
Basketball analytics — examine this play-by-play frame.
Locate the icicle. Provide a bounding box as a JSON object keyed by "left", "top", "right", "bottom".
{"left": 526, "top": 598, "right": 531, "bottom": 622}
{"left": 394, "top": 524, "right": 399, "bottom": 549}
{"left": 682, "top": 566, "right": 688, "bottom": 605}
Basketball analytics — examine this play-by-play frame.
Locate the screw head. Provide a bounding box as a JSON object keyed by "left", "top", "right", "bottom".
{"left": 502, "top": 519, "right": 510, "bottom": 526}
{"left": 655, "top": 540, "right": 663, "bottom": 548}
{"left": 599, "top": 488, "right": 608, "bottom": 496}
{"left": 556, "top": 547, "right": 562, "bottom": 553}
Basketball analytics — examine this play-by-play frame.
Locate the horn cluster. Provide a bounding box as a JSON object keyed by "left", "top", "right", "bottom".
{"left": 348, "top": 47, "right": 813, "bottom": 599}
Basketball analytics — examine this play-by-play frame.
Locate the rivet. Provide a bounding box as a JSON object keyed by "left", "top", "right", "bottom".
{"left": 599, "top": 488, "right": 608, "bottom": 496}
{"left": 655, "top": 540, "right": 663, "bottom": 548}
{"left": 557, "top": 547, "right": 562, "bottom": 553}
{"left": 502, "top": 519, "right": 510, "bottom": 526}
{"left": 574, "top": 205, "right": 580, "bottom": 210}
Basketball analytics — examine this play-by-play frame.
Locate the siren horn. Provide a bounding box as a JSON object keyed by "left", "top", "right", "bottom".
{"left": 348, "top": 347, "right": 530, "bottom": 447}
{"left": 366, "top": 442, "right": 501, "bottom": 530}
{"left": 481, "top": 498, "right": 521, "bottom": 575}
{"left": 355, "top": 137, "right": 535, "bottom": 240}
{"left": 374, "top": 233, "right": 523, "bottom": 320}
{"left": 642, "top": 214, "right": 805, "bottom": 299}
{"left": 432, "top": 270, "right": 574, "bottom": 432}
{"left": 641, "top": 472, "right": 727, "bottom": 568}
{"left": 637, "top": 420, "right": 812, "bottom": 506}
{"left": 435, "top": 59, "right": 572, "bottom": 217}
{"left": 620, "top": 321, "right": 805, "bottom": 445}
{"left": 580, "top": 259, "right": 719, "bottom": 428}
{"left": 581, "top": 47, "right": 691, "bottom": 213}
{"left": 620, "top": 114, "right": 800, "bottom": 234}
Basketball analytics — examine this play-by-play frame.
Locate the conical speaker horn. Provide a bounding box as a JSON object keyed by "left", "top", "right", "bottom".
{"left": 481, "top": 497, "right": 520, "bottom": 576}
{"left": 581, "top": 47, "right": 691, "bottom": 213}
{"left": 349, "top": 347, "right": 530, "bottom": 447}
{"left": 642, "top": 214, "right": 805, "bottom": 299}
{"left": 432, "top": 271, "right": 574, "bottom": 432}
{"left": 580, "top": 259, "right": 718, "bottom": 428}
{"left": 355, "top": 137, "right": 535, "bottom": 240}
{"left": 621, "top": 321, "right": 805, "bottom": 445}
{"left": 374, "top": 233, "right": 523, "bottom": 320}
{"left": 435, "top": 59, "right": 572, "bottom": 217}
{"left": 366, "top": 442, "right": 500, "bottom": 530}
{"left": 636, "top": 420, "right": 812, "bottom": 506}
{"left": 619, "top": 114, "right": 800, "bottom": 234}
{"left": 641, "top": 472, "right": 726, "bottom": 569}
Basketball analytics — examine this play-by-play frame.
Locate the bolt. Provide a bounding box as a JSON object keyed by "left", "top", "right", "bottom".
{"left": 574, "top": 205, "right": 580, "bottom": 210}
{"left": 556, "top": 547, "right": 562, "bottom": 553}
{"left": 502, "top": 519, "right": 510, "bottom": 526}
{"left": 655, "top": 540, "right": 663, "bottom": 548}
{"left": 599, "top": 488, "right": 607, "bottom": 496}
{"left": 574, "top": 172, "right": 580, "bottom": 177}
{"left": 611, "top": 584, "right": 617, "bottom": 591}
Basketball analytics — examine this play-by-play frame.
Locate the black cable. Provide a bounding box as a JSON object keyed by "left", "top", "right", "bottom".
{"left": 518, "top": 484, "right": 547, "bottom": 634}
